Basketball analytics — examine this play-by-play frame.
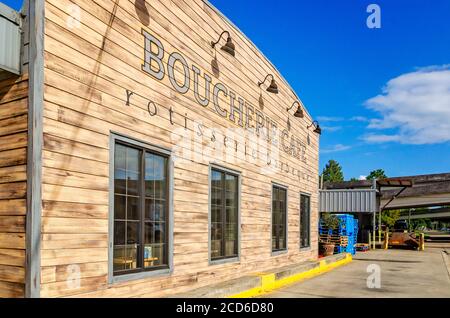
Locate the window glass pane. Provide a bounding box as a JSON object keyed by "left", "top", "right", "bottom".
{"left": 226, "top": 207, "right": 237, "bottom": 224}
{"left": 127, "top": 221, "right": 139, "bottom": 245}
{"left": 225, "top": 239, "right": 236, "bottom": 257}
{"left": 113, "top": 246, "right": 126, "bottom": 272}
{"left": 212, "top": 187, "right": 221, "bottom": 207}
{"left": 113, "top": 245, "right": 138, "bottom": 272}
{"left": 143, "top": 152, "right": 168, "bottom": 269}
{"left": 225, "top": 174, "right": 237, "bottom": 192}
{"left": 144, "top": 222, "right": 154, "bottom": 245}
{"left": 125, "top": 245, "right": 138, "bottom": 270}
{"left": 126, "top": 172, "right": 139, "bottom": 196}
{"left": 272, "top": 186, "right": 287, "bottom": 252}
{"left": 115, "top": 144, "right": 126, "bottom": 170}
{"left": 114, "top": 221, "right": 125, "bottom": 245}
{"left": 114, "top": 169, "right": 126, "bottom": 195}
{"left": 127, "top": 196, "right": 139, "bottom": 220}
{"left": 145, "top": 153, "right": 167, "bottom": 198}
{"left": 210, "top": 169, "right": 239, "bottom": 260}
{"left": 154, "top": 200, "right": 165, "bottom": 221}
{"left": 225, "top": 223, "right": 238, "bottom": 257}
{"left": 153, "top": 155, "right": 166, "bottom": 177}
{"left": 155, "top": 222, "right": 165, "bottom": 244}
{"left": 300, "top": 195, "right": 311, "bottom": 248}
{"left": 114, "top": 144, "right": 142, "bottom": 274}
{"left": 148, "top": 222, "right": 165, "bottom": 244}
{"left": 145, "top": 199, "right": 165, "bottom": 221}
{"left": 145, "top": 154, "right": 155, "bottom": 197}
{"left": 114, "top": 195, "right": 126, "bottom": 220}
{"left": 211, "top": 206, "right": 221, "bottom": 223}
{"left": 126, "top": 147, "right": 140, "bottom": 172}
{"left": 211, "top": 221, "right": 222, "bottom": 259}
{"left": 211, "top": 170, "right": 222, "bottom": 183}
{"left": 145, "top": 199, "right": 153, "bottom": 220}
{"left": 145, "top": 243, "right": 164, "bottom": 267}
{"left": 113, "top": 141, "right": 170, "bottom": 275}
{"left": 226, "top": 191, "right": 236, "bottom": 208}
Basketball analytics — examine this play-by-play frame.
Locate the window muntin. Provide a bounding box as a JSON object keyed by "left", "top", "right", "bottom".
{"left": 300, "top": 194, "right": 311, "bottom": 249}
{"left": 210, "top": 168, "right": 239, "bottom": 261}
{"left": 272, "top": 186, "right": 287, "bottom": 252}
{"left": 113, "top": 142, "right": 169, "bottom": 276}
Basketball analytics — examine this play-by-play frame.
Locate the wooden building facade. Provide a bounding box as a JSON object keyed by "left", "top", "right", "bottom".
{"left": 0, "top": 0, "right": 320, "bottom": 297}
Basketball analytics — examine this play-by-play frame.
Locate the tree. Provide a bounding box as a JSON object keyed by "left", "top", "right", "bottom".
{"left": 349, "top": 178, "right": 359, "bottom": 182}
{"left": 381, "top": 210, "right": 400, "bottom": 228}
{"left": 367, "top": 169, "right": 387, "bottom": 180}
{"left": 321, "top": 160, "right": 344, "bottom": 183}
{"left": 410, "top": 219, "right": 431, "bottom": 231}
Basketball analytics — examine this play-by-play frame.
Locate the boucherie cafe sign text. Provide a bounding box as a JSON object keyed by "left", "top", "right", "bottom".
{"left": 125, "top": 29, "right": 311, "bottom": 180}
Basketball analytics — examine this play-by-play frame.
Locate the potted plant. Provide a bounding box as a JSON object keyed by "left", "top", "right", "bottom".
{"left": 319, "top": 213, "right": 340, "bottom": 256}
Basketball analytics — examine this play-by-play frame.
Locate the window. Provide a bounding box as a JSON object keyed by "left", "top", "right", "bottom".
{"left": 113, "top": 141, "right": 169, "bottom": 276}
{"left": 272, "top": 185, "right": 287, "bottom": 252}
{"left": 300, "top": 194, "right": 311, "bottom": 249}
{"left": 210, "top": 168, "right": 239, "bottom": 261}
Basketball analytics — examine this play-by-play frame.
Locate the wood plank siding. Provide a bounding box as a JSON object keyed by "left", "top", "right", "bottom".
{"left": 2, "top": 0, "right": 320, "bottom": 297}
{"left": 0, "top": 3, "right": 30, "bottom": 298}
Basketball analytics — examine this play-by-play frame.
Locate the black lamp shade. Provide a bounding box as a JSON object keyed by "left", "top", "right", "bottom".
{"left": 294, "top": 106, "right": 304, "bottom": 118}
{"left": 221, "top": 37, "right": 235, "bottom": 57}
{"left": 314, "top": 124, "right": 322, "bottom": 135}
{"left": 266, "top": 79, "right": 279, "bottom": 94}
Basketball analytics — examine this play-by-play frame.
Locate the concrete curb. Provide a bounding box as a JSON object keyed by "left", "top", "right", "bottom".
{"left": 229, "top": 253, "right": 352, "bottom": 298}
{"left": 170, "top": 253, "right": 352, "bottom": 298}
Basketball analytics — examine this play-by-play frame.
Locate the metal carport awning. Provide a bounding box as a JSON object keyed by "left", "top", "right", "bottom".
{"left": 0, "top": 3, "right": 22, "bottom": 75}
{"left": 319, "top": 188, "right": 379, "bottom": 249}
{"left": 319, "top": 189, "right": 378, "bottom": 214}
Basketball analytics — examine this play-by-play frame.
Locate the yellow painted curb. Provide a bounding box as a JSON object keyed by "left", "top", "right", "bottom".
{"left": 228, "top": 253, "right": 353, "bottom": 298}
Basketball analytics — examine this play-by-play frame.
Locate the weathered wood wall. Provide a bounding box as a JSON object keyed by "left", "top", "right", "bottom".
{"left": 40, "top": 0, "right": 320, "bottom": 297}
{"left": 0, "top": 4, "right": 29, "bottom": 298}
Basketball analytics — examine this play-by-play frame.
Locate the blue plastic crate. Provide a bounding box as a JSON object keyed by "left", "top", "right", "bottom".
{"left": 334, "top": 245, "right": 346, "bottom": 254}
{"left": 320, "top": 214, "right": 358, "bottom": 255}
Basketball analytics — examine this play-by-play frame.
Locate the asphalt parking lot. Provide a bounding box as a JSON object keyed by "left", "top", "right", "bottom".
{"left": 262, "top": 244, "right": 450, "bottom": 298}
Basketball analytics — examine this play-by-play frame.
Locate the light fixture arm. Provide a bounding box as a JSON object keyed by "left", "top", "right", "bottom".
{"left": 307, "top": 120, "right": 319, "bottom": 129}
{"left": 258, "top": 74, "right": 274, "bottom": 87}
{"left": 211, "top": 31, "right": 230, "bottom": 48}
{"left": 287, "top": 101, "right": 301, "bottom": 112}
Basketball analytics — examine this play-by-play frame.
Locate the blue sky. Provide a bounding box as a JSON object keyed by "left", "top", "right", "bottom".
{"left": 4, "top": 0, "right": 450, "bottom": 180}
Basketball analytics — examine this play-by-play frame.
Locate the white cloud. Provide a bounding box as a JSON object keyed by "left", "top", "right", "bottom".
{"left": 359, "top": 175, "right": 367, "bottom": 181}
{"left": 321, "top": 125, "right": 342, "bottom": 132}
{"left": 351, "top": 116, "right": 369, "bottom": 122}
{"left": 321, "top": 144, "right": 352, "bottom": 154}
{"left": 363, "top": 65, "right": 450, "bottom": 144}
{"left": 315, "top": 116, "right": 369, "bottom": 125}
{"left": 414, "top": 64, "right": 450, "bottom": 72}
{"left": 317, "top": 116, "right": 344, "bottom": 122}
{"left": 363, "top": 134, "right": 401, "bottom": 143}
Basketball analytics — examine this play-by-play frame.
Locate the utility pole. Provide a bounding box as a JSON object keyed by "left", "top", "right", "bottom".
{"left": 409, "top": 208, "right": 415, "bottom": 231}
{"left": 374, "top": 179, "right": 382, "bottom": 245}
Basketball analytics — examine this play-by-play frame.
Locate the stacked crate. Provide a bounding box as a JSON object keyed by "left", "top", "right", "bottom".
{"left": 336, "top": 214, "right": 357, "bottom": 255}
{"left": 319, "top": 216, "right": 348, "bottom": 254}
{"left": 319, "top": 214, "right": 358, "bottom": 255}
{"left": 353, "top": 218, "right": 359, "bottom": 252}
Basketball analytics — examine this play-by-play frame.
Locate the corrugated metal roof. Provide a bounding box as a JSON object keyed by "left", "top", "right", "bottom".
{"left": 0, "top": 3, "right": 21, "bottom": 75}
{"left": 319, "top": 189, "right": 378, "bottom": 213}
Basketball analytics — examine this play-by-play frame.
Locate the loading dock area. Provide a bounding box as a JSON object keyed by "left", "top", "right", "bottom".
{"left": 263, "top": 245, "right": 450, "bottom": 298}
{"left": 320, "top": 173, "right": 450, "bottom": 250}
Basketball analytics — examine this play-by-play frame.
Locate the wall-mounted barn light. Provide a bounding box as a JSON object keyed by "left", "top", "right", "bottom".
{"left": 287, "top": 101, "right": 304, "bottom": 118}
{"left": 307, "top": 120, "right": 322, "bottom": 135}
{"left": 211, "top": 31, "right": 235, "bottom": 57}
{"left": 258, "top": 74, "right": 278, "bottom": 94}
